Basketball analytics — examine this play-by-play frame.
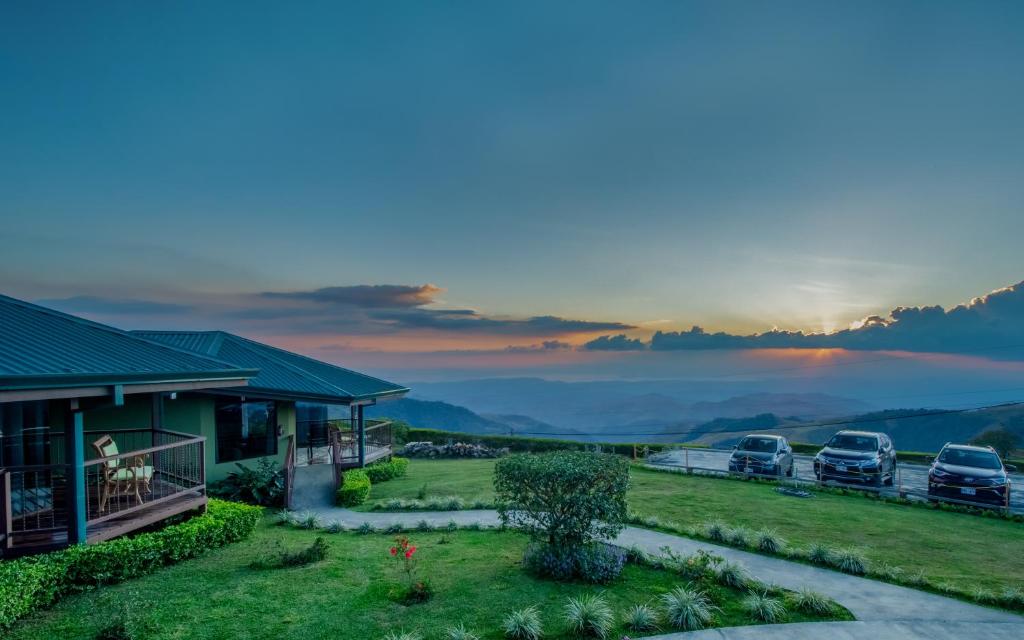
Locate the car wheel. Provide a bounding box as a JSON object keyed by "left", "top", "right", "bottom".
{"left": 786, "top": 463, "right": 794, "bottom": 478}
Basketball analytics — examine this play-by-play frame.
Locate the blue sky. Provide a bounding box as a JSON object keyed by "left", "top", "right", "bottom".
{"left": 2, "top": 2, "right": 1023, "bottom": 373}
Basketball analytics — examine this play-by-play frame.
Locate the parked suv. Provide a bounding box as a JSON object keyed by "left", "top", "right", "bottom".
{"left": 813, "top": 430, "right": 896, "bottom": 486}
{"left": 728, "top": 434, "right": 794, "bottom": 477}
{"left": 927, "top": 443, "right": 1015, "bottom": 507}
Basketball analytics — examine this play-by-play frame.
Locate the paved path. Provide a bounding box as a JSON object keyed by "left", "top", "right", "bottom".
{"left": 306, "top": 506, "right": 1023, "bottom": 638}
{"left": 649, "top": 448, "right": 1024, "bottom": 512}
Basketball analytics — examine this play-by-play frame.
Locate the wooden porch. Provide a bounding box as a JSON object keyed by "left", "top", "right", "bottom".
{"left": 1, "top": 428, "right": 206, "bottom": 557}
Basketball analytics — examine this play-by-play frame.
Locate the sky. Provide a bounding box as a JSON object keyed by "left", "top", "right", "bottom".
{"left": 2, "top": 1, "right": 1024, "bottom": 388}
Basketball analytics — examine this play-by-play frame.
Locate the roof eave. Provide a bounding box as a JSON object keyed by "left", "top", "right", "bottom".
{"left": 0, "top": 368, "right": 259, "bottom": 392}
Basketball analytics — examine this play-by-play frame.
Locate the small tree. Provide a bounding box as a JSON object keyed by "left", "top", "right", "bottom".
{"left": 970, "top": 427, "right": 1020, "bottom": 459}
{"left": 494, "top": 451, "right": 630, "bottom": 548}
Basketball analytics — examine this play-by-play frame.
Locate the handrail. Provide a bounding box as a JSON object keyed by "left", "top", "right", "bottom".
{"left": 85, "top": 436, "right": 206, "bottom": 465}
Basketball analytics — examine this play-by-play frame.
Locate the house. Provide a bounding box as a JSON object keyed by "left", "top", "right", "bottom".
{"left": 131, "top": 330, "right": 408, "bottom": 507}
{"left": 0, "top": 294, "right": 256, "bottom": 555}
{"left": 1, "top": 295, "right": 409, "bottom": 556}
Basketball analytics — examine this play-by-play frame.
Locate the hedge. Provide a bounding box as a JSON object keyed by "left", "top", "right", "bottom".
{"left": 0, "top": 499, "right": 260, "bottom": 629}
{"left": 403, "top": 428, "right": 674, "bottom": 457}
{"left": 336, "top": 469, "right": 371, "bottom": 506}
{"left": 365, "top": 456, "right": 409, "bottom": 483}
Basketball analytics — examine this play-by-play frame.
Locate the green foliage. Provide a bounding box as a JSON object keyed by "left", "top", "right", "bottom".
{"left": 704, "top": 521, "right": 728, "bottom": 542}
{"left": 742, "top": 591, "right": 787, "bottom": 623}
{"left": 250, "top": 536, "right": 330, "bottom": 569}
{"left": 831, "top": 548, "right": 869, "bottom": 575}
{"left": 296, "top": 510, "right": 324, "bottom": 530}
{"left": 494, "top": 451, "right": 630, "bottom": 548}
{"left": 715, "top": 561, "right": 751, "bottom": 590}
{"left": 788, "top": 588, "right": 837, "bottom": 615}
{"left": 808, "top": 543, "right": 833, "bottom": 565}
{"left": 336, "top": 469, "right": 372, "bottom": 506}
{"left": 0, "top": 499, "right": 259, "bottom": 629}
{"left": 523, "top": 543, "right": 626, "bottom": 584}
{"left": 92, "top": 592, "right": 151, "bottom": 640}
{"left": 445, "top": 623, "right": 480, "bottom": 640}
{"left": 502, "top": 606, "right": 543, "bottom": 640}
{"left": 367, "top": 457, "right": 411, "bottom": 483}
{"left": 660, "top": 584, "right": 718, "bottom": 631}
{"left": 623, "top": 603, "right": 659, "bottom": 632}
{"left": 383, "top": 630, "right": 422, "bottom": 640}
{"left": 564, "top": 594, "right": 614, "bottom": 639}
{"left": 208, "top": 459, "right": 285, "bottom": 506}
{"left": 970, "top": 427, "right": 1019, "bottom": 459}
{"left": 755, "top": 529, "right": 786, "bottom": 554}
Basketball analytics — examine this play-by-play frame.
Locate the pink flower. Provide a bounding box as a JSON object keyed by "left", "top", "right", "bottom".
{"left": 390, "top": 547, "right": 397, "bottom": 556}
{"left": 405, "top": 549, "right": 414, "bottom": 559}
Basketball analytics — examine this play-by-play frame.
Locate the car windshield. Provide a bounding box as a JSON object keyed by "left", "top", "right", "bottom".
{"left": 938, "top": 448, "right": 1002, "bottom": 470}
{"left": 738, "top": 437, "right": 778, "bottom": 453}
{"left": 826, "top": 434, "right": 878, "bottom": 452}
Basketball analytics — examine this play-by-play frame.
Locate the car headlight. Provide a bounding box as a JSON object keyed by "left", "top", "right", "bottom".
{"left": 931, "top": 468, "right": 951, "bottom": 479}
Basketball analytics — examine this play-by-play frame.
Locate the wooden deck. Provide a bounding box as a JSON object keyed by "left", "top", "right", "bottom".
{"left": 87, "top": 491, "right": 206, "bottom": 543}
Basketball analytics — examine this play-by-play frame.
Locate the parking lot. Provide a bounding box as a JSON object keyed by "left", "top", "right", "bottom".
{"left": 649, "top": 447, "right": 1024, "bottom": 513}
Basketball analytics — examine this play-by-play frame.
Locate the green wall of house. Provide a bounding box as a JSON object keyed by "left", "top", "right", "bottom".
{"left": 61, "top": 392, "right": 297, "bottom": 483}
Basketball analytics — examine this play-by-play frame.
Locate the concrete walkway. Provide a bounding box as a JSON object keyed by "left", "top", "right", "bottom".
{"left": 306, "top": 505, "right": 1024, "bottom": 637}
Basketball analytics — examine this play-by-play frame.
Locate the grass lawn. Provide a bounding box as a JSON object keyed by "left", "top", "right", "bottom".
{"left": 8, "top": 520, "right": 842, "bottom": 640}
{"left": 361, "top": 459, "right": 1024, "bottom": 593}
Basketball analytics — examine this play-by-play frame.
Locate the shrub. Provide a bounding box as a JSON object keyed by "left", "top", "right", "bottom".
{"left": 676, "top": 549, "right": 723, "bottom": 582}
{"left": 208, "top": 459, "right": 285, "bottom": 506}
{"left": 623, "top": 603, "right": 659, "bottom": 632}
{"left": 251, "top": 536, "right": 330, "bottom": 569}
{"left": 495, "top": 451, "right": 629, "bottom": 548}
{"left": 715, "top": 560, "right": 751, "bottom": 589}
{"left": 324, "top": 520, "right": 345, "bottom": 534}
{"left": 789, "top": 588, "right": 836, "bottom": 615}
{"left": 564, "top": 594, "right": 614, "bottom": 639}
{"left": 336, "top": 469, "right": 372, "bottom": 506}
{"left": 357, "top": 522, "right": 375, "bottom": 535}
{"left": 755, "top": 529, "right": 785, "bottom": 554}
{"left": 742, "top": 591, "right": 786, "bottom": 623}
{"left": 831, "top": 548, "right": 868, "bottom": 575}
{"left": 0, "top": 499, "right": 259, "bottom": 629}
{"left": 503, "top": 606, "right": 543, "bottom": 640}
{"left": 661, "top": 584, "right": 718, "bottom": 631}
{"left": 807, "top": 543, "right": 833, "bottom": 565}
{"left": 523, "top": 542, "right": 625, "bottom": 584}
{"left": 727, "top": 526, "right": 752, "bottom": 547}
{"left": 446, "top": 623, "right": 480, "bottom": 640}
{"left": 366, "top": 457, "right": 410, "bottom": 483}
{"left": 296, "top": 510, "right": 323, "bottom": 530}
{"left": 704, "top": 521, "right": 728, "bottom": 542}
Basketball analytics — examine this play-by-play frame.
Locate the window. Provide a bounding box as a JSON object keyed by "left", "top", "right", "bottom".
{"left": 296, "top": 402, "right": 329, "bottom": 448}
{"left": 214, "top": 399, "right": 278, "bottom": 463}
{"left": 0, "top": 400, "right": 51, "bottom": 466}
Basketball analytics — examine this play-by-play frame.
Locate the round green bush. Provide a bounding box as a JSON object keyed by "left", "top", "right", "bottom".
{"left": 336, "top": 469, "right": 372, "bottom": 506}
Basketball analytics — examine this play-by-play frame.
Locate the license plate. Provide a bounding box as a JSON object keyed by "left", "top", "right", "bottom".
{"left": 836, "top": 464, "right": 848, "bottom": 472}
{"left": 961, "top": 487, "right": 976, "bottom": 496}
{"left": 744, "top": 467, "right": 752, "bottom": 473}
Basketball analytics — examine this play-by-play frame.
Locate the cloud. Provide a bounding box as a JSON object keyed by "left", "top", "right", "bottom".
{"left": 33, "top": 283, "right": 634, "bottom": 340}
{"left": 504, "top": 340, "right": 573, "bottom": 353}
{"left": 261, "top": 284, "right": 443, "bottom": 308}
{"left": 648, "top": 280, "right": 1024, "bottom": 354}
{"left": 582, "top": 334, "right": 647, "bottom": 351}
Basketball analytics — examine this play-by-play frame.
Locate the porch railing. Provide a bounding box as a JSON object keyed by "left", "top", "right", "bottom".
{"left": 328, "top": 419, "right": 393, "bottom": 466}
{"left": 83, "top": 429, "right": 205, "bottom": 525}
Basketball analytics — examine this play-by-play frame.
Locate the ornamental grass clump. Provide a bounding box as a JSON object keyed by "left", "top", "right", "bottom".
{"left": 564, "top": 594, "right": 614, "bottom": 638}
{"left": 296, "top": 511, "right": 323, "bottom": 530}
{"left": 715, "top": 560, "right": 751, "bottom": 589}
{"left": 831, "top": 548, "right": 868, "bottom": 575}
{"left": 807, "top": 542, "right": 832, "bottom": 565}
{"left": 704, "top": 521, "right": 728, "bottom": 542}
{"left": 788, "top": 588, "right": 836, "bottom": 615}
{"left": 742, "top": 591, "right": 787, "bottom": 623}
{"left": 503, "top": 606, "right": 543, "bottom": 640}
{"left": 755, "top": 529, "right": 785, "bottom": 554}
{"left": 661, "top": 584, "right": 718, "bottom": 631}
{"left": 727, "top": 526, "right": 752, "bottom": 547}
{"left": 623, "top": 603, "right": 659, "bottom": 632}
{"left": 445, "top": 623, "right": 480, "bottom": 640}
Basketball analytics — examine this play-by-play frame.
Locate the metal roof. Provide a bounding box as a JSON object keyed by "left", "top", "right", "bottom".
{"left": 132, "top": 330, "right": 409, "bottom": 403}
{"left": 0, "top": 295, "right": 256, "bottom": 390}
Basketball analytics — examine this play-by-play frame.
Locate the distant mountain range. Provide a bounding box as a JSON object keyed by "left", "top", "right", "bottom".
{"left": 368, "top": 377, "right": 1024, "bottom": 452}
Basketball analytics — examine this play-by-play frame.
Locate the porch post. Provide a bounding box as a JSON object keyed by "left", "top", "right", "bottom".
{"left": 356, "top": 404, "right": 366, "bottom": 467}
{"left": 66, "top": 402, "right": 87, "bottom": 545}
